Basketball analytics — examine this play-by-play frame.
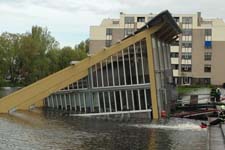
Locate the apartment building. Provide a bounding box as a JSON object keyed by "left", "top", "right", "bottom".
{"left": 89, "top": 12, "right": 225, "bottom": 86}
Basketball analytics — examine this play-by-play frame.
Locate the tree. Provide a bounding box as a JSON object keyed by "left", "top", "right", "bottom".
{"left": 58, "top": 46, "right": 76, "bottom": 69}
{"left": 18, "top": 26, "right": 59, "bottom": 84}
{"left": 0, "top": 32, "right": 21, "bottom": 84}
{"left": 0, "top": 26, "right": 89, "bottom": 87}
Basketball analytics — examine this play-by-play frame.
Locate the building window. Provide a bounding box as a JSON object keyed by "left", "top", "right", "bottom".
{"left": 170, "top": 52, "right": 179, "bottom": 58}
{"left": 204, "top": 64, "right": 211, "bottom": 72}
{"left": 125, "top": 17, "right": 134, "bottom": 24}
{"left": 182, "top": 29, "right": 192, "bottom": 36}
{"left": 172, "top": 64, "right": 179, "bottom": 70}
{"left": 182, "top": 17, "right": 192, "bottom": 24}
{"left": 204, "top": 52, "right": 212, "bottom": 61}
{"left": 112, "top": 21, "right": 119, "bottom": 24}
{"left": 137, "top": 17, "right": 145, "bottom": 22}
{"left": 181, "top": 64, "right": 192, "bottom": 72}
{"left": 124, "top": 28, "right": 134, "bottom": 36}
{"left": 205, "top": 29, "right": 212, "bottom": 49}
{"left": 205, "top": 41, "right": 212, "bottom": 49}
{"left": 106, "top": 28, "right": 112, "bottom": 35}
{"left": 182, "top": 52, "right": 192, "bottom": 59}
{"left": 173, "top": 17, "right": 180, "bottom": 23}
{"left": 105, "top": 40, "right": 112, "bottom": 47}
{"left": 205, "top": 29, "right": 212, "bottom": 36}
{"left": 182, "top": 42, "right": 192, "bottom": 48}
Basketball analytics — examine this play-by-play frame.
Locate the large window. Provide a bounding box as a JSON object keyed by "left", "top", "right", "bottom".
{"left": 170, "top": 52, "right": 179, "bottom": 58}
{"left": 105, "top": 40, "right": 112, "bottom": 47}
{"left": 124, "top": 28, "right": 134, "bottom": 36}
{"left": 112, "top": 21, "right": 119, "bottom": 24}
{"left": 182, "top": 52, "right": 192, "bottom": 60}
{"left": 173, "top": 17, "right": 180, "bottom": 23}
{"left": 182, "top": 29, "right": 192, "bottom": 36}
{"left": 182, "top": 17, "right": 192, "bottom": 24}
{"left": 204, "top": 52, "right": 212, "bottom": 61}
{"left": 205, "top": 29, "right": 212, "bottom": 36}
{"left": 125, "top": 17, "right": 134, "bottom": 24}
{"left": 106, "top": 28, "right": 112, "bottom": 35}
{"left": 172, "top": 64, "right": 179, "bottom": 70}
{"left": 182, "top": 42, "right": 192, "bottom": 48}
{"left": 137, "top": 17, "right": 145, "bottom": 22}
{"left": 205, "top": 41, "right": 212, "bottom": 49}
{"left": 181, "top": 64, "right": 192, "bottom": 72}
{"left": 205, "top": 29, "right": 212, "bottom": 49}
{"left": 204, "top": 64, "right": 211, "bottom": 72}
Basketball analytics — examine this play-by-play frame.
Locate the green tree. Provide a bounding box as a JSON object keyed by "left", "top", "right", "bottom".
{"left": 0, "top": 26, "right": 89, "bottom": 87}
{"left": 0, "top": 32, "right": 21, "bottom": 84}
{"left": 19, "top": 26, "right": 59, "bottom": 85}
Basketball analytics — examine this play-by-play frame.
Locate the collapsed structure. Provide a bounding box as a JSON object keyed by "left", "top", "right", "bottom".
{"left": 0, "top": 10, "right": 181, "bottom": 119}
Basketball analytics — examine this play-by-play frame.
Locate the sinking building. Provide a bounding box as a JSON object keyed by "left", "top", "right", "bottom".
{"left": 0, "top": 10, "right": 181, "bottom": 119}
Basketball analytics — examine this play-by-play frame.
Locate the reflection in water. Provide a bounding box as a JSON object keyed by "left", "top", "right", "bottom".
{"left": 0, "top": 87, "right": 21, "bottom": 98}
{"left": 0, "top": 109, "right": 207, "bottom": 150}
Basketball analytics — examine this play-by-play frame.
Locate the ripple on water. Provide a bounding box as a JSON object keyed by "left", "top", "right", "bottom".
{"left": 0, "top": 111, "right": 207, "bottom": 150}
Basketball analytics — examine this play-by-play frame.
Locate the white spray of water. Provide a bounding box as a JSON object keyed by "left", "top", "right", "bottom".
{"left": 131, "top": 123, "right": 206, "bottom": 131}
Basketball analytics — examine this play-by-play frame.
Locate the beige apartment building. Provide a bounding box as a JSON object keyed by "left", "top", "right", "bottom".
{"left": 89, "top": 12, "right": 225, "bottom": 86}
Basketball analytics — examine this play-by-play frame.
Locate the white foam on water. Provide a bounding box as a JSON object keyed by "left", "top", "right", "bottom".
{"left": 131, "top": 123, "right": 206, "bottom": 131}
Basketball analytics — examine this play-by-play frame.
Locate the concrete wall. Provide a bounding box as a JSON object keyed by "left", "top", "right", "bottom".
{"left": 89, "top": 40, "right": 105, "bottom": 54}
{"left": 211, "top": 42, "right": 225, "bottom": 85}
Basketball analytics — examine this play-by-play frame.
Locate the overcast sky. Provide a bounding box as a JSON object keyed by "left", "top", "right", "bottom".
{"left": 0, "top": 0, "right": 225, "bottom": 47}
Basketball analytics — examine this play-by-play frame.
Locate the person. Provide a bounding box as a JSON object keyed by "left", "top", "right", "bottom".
{"left": 215, "top": 88, "right": 221, "bottom": 102}
{"left": 200, "top": 105, "right": 225, "bottom": 128}
{"left": 210, "top": 88, "right": 216, "bottom": 102}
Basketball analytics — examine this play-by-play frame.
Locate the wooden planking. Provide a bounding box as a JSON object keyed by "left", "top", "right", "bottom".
{"left": 146, "top": 30, "right": 159, "bottom": 119}
{"left": 17, "top": 70, "right": 88, "bottom": 110}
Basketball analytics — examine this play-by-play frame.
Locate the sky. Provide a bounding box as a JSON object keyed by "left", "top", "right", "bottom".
{"left": 0, "top": 0, "right": 225, "bottom": 48}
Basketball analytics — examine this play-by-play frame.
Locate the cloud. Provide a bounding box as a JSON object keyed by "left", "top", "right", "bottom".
{"left": 0, "top": 0, "right": 225, "bottom": 47}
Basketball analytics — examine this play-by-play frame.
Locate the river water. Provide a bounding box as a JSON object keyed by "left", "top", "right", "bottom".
{"left": 0, "top": 88, "right": 208, "bottom": 150}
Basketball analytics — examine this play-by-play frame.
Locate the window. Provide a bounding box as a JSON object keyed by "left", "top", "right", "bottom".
{"left": 112, "top": 21, "right": 119, "bottom": 24}
{"left": 204, "top": 64, "right": 211, "bottom": 72}
{"left": 205, "top": 29, "right": 212, "bottom": 49}
{"left": 182, "top": 52, "right": 192, "bottom": 59}
{"left": 105, "top": 40, "right": 112, "bottom": 47}
{"left": 137, "top": 17, "right": 145, "bottom": 22}
{"left": 182, "top": 17, "right": 192, "bottom": 24}
{"left": 172, "top": 64, "right": 179, "bottom": 70}
{"left": 172, "top": 41, "right": 179, "bottom": 46}
{"left": 205, "top": 41, "right": 212, "bottom": 49}
{"left": 106, "top": 28, "right": 112, "bottom": 35}
{"left": 170, "top": 52, "right": 179, "bottom": 58}
{"left": 205, "top": 29, "right": 212, "bottom": 36}
{"left": 204, "top": 52, "right": 212, "bottom": 61}
{"left": 182, "top": 42, "right": 192, "bottom": 48}
{"left": 181, "top": 64, "right": 192, "bottom": 72}
{"left": 124, "top": 28, "right": 134, "bottom": 36}
{"left": 125, "top": 17, "right": 134, "bottom": 24}
{"left": 174, "top": 17, "right": 180, "bottom": 22}
{"left": 182, "top": 29, "right": 192, "bottom": 36}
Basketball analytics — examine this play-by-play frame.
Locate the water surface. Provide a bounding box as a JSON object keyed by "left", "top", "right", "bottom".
{"left": 0, "top": 109, "right": 207, "bottom": 150}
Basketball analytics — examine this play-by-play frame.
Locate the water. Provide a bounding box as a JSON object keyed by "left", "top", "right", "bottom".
{"left": 0, "top": 109, "right": 207, "bottom": 150}
{"left": 0, "top": 88, "right": 207, "bottom": 150}
{"left": 0, "top": 87, "right": 21, "bottom": 98}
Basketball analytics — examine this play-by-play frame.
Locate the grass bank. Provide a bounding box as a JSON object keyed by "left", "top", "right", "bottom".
{"left": 176, "top": 85, "right": 214, "bottom": 95}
